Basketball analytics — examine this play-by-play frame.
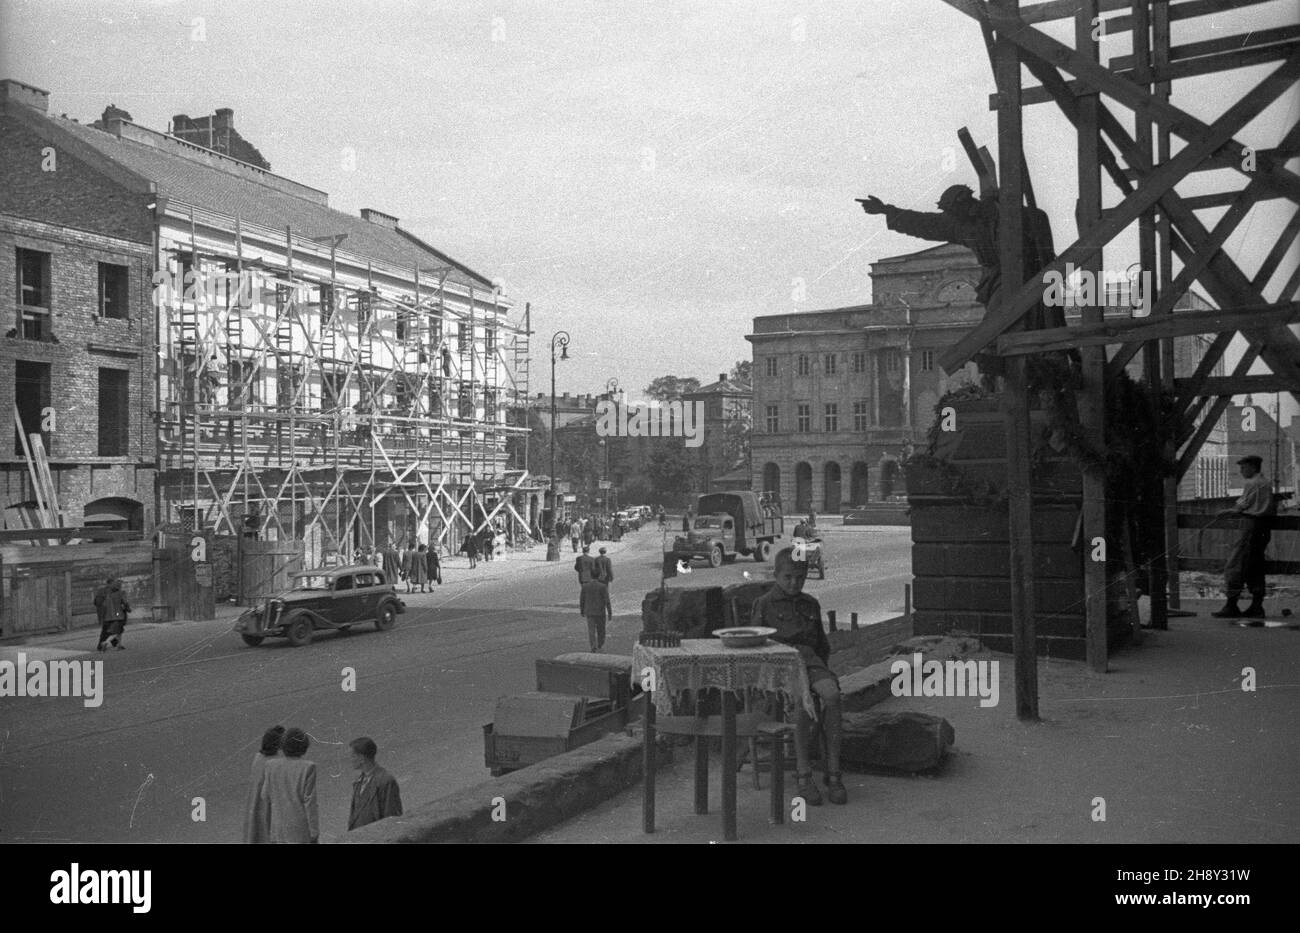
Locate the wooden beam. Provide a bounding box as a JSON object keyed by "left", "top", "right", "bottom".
{"left": 994, "top": 0, "right": 1038, "bottom": 721}
{"left": 1110, "top": 25, "right": 1300, "bottom": 71}
{"left": 983, "top": 8, "right": 1300, "bottom": 204}
{"left": 1182, "top": 189, "right": 1286, "bottom": 212}
{"left": 1020, "top": 0, "right": 1272, "bottom": 27}
{"left": 939, "top": 53, "right": 1300, "bottom": 373}
{"left": 1253, "top": 207, "right": 1300, "bottom": 292}
{"left": 1175, "top": 374, "right": 1300, "bottom": 397}
{"left": 1077, "top": 0, "right": 1109, "bottom": 671}
{"left": 1002, "top": 302, "right": 1300, "bottom": 355}
{"left": 1002, "top": 43, "right": 1300, "bottom": 108}
{"left": 1178, "top": 347, "right": 1261, "bottom": 472}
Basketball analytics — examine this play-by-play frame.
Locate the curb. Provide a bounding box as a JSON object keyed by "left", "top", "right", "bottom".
{"left": 337, "top": 731, "right": 672, "bottom": 844}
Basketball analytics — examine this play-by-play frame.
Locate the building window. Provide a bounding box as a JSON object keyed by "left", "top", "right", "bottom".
{"left": 796, "top": 403, "right": 811, "bottom": 433}
{"left": 97, "top": 263, "right": 130, "bottom": 320}
{"left": 765, "top": 404, "right": 779, "bottom": 433}
{"left": 797, "top": 354, "right": 810, "bottom": 376}
{"left": 824, "top": 354, "right": 837, "bottom": 375}
{"left": 854, "top": 401, "right": 869, "bottom": 431}
{"left": 852, "top": 351, "right": 866, "bottom": 373}
{"left": 357, "top": 291, "right": 372, "bottom": 331}
{"left": 485, "top": 327, "right": 497, "bottom": 356}
{"left": 14, "top": 361, "right": 51, "bottom": 456}
{"left": 765, "top": 356, "right": 778, "bottom": 378}
{"left": 322, "top": 370, "right": 349, "bottom": 410}
{"left": 885, "top": 349, "right": 902, "bottom": 373}
{"left": 16, "top": 248, "right": 52, "bottom": 339}
{"left": 920, "top": 350, "right": 935, "bottom": 372}
{"left": 98, "top": 369, "right": 130, "bottom": 456}
{"left": 228, "top": 359, "right": 261, "bottom": 409}
{"left": 824, "top": 403, "right": 838, "bottom": 433}
{"left": 396, "top": 305, "right": 411, "bottom": 342}
{"left": 458, "top": 321, "right": 470, "bottom": 349}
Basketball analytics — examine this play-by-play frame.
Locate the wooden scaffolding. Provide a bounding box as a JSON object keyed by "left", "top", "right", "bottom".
{"left": 937, "top": 0, "right": 1300, "bottom": 716}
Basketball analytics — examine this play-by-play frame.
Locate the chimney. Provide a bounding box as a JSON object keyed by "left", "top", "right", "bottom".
{"left": 1, "top": 79, "right": 50, "bottom": 112}
{"left": 719, "top": 373, "right": 727, "bottom": 383}
{"left": 213, "top": 107, "right": 233, "bottom": 129}
{"left": 360, "top": 208, "right": 400, "bottom": 229}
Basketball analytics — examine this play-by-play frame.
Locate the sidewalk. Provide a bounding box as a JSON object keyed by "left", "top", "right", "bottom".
{"left": 530, "top": 599, "right": 1300, "bottom": 844}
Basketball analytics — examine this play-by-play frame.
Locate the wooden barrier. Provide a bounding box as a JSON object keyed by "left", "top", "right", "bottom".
{"left": 0, "top": 541, "right": 153, "bottom": 636}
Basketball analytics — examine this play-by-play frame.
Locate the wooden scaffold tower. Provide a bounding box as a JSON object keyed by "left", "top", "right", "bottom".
{"left": 936, "top": 0, "right": 1300, "bottom": 717}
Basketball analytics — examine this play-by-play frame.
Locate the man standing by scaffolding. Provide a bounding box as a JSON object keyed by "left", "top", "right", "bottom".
{"left": 1212, "top": 455, "right": 1276, "bottom": 623}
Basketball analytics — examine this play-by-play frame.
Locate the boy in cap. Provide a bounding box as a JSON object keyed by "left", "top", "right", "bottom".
{"left": 749, "top": 547, "right": 846, "bottom": 805}
{"left": 1213, "top": 455, "right": 1276, "bottom": 623}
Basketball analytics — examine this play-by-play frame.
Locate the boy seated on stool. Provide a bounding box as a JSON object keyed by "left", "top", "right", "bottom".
{"left": 749, "top": 546, "right": 846, "bottom": 805}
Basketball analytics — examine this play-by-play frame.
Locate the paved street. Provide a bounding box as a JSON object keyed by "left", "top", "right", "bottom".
{"left": 0, "top": 523, "right": 911, "bottom": 843}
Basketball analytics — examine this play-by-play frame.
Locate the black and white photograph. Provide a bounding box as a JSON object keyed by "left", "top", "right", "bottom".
{"left": 0, "top": 0, "right": 1296, "bottom": 900}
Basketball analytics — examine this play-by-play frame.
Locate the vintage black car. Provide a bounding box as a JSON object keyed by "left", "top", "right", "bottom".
{"left": 234, "top": 565, "right": 406, "bottom": 648}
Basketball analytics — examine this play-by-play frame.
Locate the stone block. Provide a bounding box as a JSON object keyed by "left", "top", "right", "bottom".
{"left": 840, "top": 709, "right": 955, "bottom": 773}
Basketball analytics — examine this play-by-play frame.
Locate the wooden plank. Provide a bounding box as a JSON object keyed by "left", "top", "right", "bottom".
{"left": 1078, "top": 0, "right": 1110, "bottom": 670}
{"left": 1253, "top": 207, "right": 1300, "bottom": 292}
{"left": 1175, "top": 374, "right": 1300, "bottom": 397}
{"left": 1178, "top": 512, "right": 1300, "bottom": 531}
{"left": 1179, "top": 556, "right": 1300, "bottom": 574}
{"left": 1110, "top": 25, "right": 1300, "bottom": 71}
{"left": 999, "top": 301, "right": 1300, "bottom": 355}
{"left": 995, "top": 0, "right": 1039, "bottom": 720}
{"left": 1018, "top": 0, "right": 1272, "bottom": 26}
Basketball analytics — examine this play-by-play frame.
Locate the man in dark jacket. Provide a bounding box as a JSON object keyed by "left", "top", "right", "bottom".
{"left": 594, "top": 546, "right": 614, "bottom": 585}
{"left": 346, "top": 736, "right": 403, "bottom": 831}
{"left": 94, "top": 578, "right": 130, "bottom": 651}
{"left": 579, "top": 577, "right": 612, "bottom": 652}
{"left": 575, "top": 545, "right": 598, "bottom": 585}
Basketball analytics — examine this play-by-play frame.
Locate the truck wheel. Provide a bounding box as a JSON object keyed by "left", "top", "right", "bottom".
{"left": 240, "top": 634, "right": 265, "bottom": 647}
{"left": 285, "top": 614, "right": 314, "bottom": 647}
{"left": 755, "top": 540, "right": 772, "bottom": 562}
{"left": 709, "top": 545, "right": 724, "bottom": 568}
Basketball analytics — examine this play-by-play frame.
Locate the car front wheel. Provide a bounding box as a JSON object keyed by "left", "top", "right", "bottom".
{"left": 285, "top": 614, "right": 314, "bottom": 647}
{"left": 375, "top": 603, "right": 397, "bottom": 632}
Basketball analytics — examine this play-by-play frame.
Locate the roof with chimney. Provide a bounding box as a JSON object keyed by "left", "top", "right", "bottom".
{"left": 684, "top": 374, "right": 752, "bottom": 398}
{"left": 0, "top": 80, "right": 493, "bottom": 289}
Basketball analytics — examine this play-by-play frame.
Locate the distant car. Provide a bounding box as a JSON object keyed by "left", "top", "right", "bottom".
{"left": 234, "top": 565, "right": 406, "bottom": 648}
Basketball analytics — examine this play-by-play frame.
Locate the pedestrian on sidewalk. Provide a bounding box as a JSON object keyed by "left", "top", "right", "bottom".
{"left": 462, "top": 532, "right": 480, "bottom": 569}
{"left": 410, "top": 544, "right": 431, "bottom": 592}
{"left": 575, "top": 544, "right": 598, "bottom": 585}
{"left": 1212, "top": 454, "right": 1277, "bottom": 623}
{"left": 750, "top": 547, "right": 847, "bottom": 806}
{"left": 425, "top": 545, "right": 442, "bottom": 586}
{"left": 580, "top": 576, "right": 612, "bottom": 652}
{"left": 260, "top": 727, "right": 319, "bottom": 844}
{"left": 682, "top": 507, "right": 694, "bottom": 532}
{"left": 243, "top": 724, "right": 284, "bottom": 844}
{"left": 346, "top": 737, "right": 403, "bottom": 831}
{"left": 479, "top": 526, "right": 495, "bottom": 562}
{"left": 94, "top": 578, "right": 130, "bottom": 651}
{"left": 381, "top": 541, "right": 402, "bottom": 586}
{"left": 595, "top": 546, "right": 614, "bottom": 585}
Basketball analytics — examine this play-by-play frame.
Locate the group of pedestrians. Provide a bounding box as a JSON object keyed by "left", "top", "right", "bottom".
{"left": 244, "top": 726, "right": 403, "bottom": 844}
{"left": 374, "top": 542, "right": 442, "bottom": 594}
{"left": 460, "top": 522, "right": 503, "bottom": 569}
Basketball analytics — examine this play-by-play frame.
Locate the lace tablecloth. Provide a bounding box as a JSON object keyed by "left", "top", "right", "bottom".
{"left": 633, "top": 639, "right": 815, "bottom": 719}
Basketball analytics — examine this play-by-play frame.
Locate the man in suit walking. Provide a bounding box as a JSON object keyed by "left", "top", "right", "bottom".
{"left": 595, "top": 546, "right": 614, "bottom": 585}
{"left": 347, "top": 736, "right": 403, "bottom": 831}
{"left": 575, "top": 544, "right": 599, "bottom": 585}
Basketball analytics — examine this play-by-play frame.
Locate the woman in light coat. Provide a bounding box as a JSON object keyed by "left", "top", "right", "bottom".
{"left": 243, "top": 725, "right": 285, "bottom": 844}
{"left": 260, "top": 727, "right": 319, "bottom": 844}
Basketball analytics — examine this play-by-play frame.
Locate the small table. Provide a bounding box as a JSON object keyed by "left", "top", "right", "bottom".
{"left": 634, "top": 639, "right": 814, "bottom": 841}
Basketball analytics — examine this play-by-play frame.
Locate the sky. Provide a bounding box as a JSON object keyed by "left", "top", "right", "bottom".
{"left": 2, "top": 0, "right": 1297, "bottom": 405}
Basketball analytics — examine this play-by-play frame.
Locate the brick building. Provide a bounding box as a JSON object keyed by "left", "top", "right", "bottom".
{"left": 747, "top": 243, "right": 985, "bottom": 513}
{"left": 1, "top": 79, "right": 157, "bottom": 531}
{"left": 1, "top": 78, "right": 531, "bottom": 560}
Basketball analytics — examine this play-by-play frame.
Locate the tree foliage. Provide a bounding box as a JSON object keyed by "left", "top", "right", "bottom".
{"left": 643, "top": 375, "right": 701, "bottom": 401}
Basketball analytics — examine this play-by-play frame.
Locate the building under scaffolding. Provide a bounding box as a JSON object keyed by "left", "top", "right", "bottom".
{"left": 3, "top": 89, "right": 537, "bottom": 567}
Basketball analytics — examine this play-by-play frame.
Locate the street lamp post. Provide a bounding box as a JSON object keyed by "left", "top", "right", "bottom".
{"left": 547, "top": 330, "right": 571, "bottom": 561}
{"left": 603, "top": 377, "right": 620, "bottom": 516}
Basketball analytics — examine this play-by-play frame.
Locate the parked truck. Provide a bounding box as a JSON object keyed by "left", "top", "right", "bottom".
{"left": 670, "top": 491, "right": 783, "bottom": 567}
